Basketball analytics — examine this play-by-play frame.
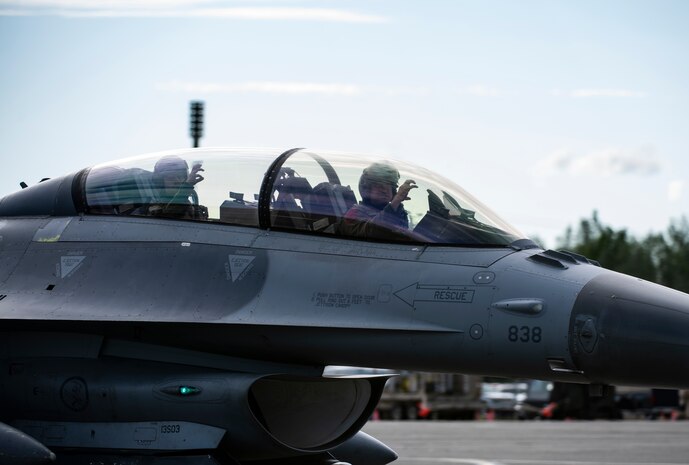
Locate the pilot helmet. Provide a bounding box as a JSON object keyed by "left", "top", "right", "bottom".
{"left": 153, "top": 156, "right": 189, "bottom": 186}
{"left": 359, "top": 162, "right": 400, "bottom": 202}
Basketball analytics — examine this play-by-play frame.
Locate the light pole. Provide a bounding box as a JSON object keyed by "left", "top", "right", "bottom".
{"left": 190, "top": 101, "right": 204, "bottom": 148}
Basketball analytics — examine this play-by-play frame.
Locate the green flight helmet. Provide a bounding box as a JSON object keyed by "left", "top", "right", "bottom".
{"left": 359, "top": 162, "right": 401, "bottom": 202}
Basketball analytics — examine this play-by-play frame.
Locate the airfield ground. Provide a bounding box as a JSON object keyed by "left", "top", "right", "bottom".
{"left": 363, "top": 420, "right": 689, "bottom": 465}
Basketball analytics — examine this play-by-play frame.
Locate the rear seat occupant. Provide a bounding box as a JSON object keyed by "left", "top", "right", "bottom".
{"left": 133, "top": 155, "right": 207, "bottom": 220}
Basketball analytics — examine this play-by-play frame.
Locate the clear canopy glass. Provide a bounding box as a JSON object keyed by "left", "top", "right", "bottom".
{"left": 85, "top": 148, "right": 273, "bottom": 226}
{"left": 84, "top": 148, "right": 525, "bottom": 246}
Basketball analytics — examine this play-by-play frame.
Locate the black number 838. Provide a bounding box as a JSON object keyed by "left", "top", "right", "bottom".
{"left": 508, "top": 325, "right": 542, "bottom": 343}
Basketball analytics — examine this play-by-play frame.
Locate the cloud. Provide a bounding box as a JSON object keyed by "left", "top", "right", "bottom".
{"left": 668, "top": 180, "right": 684, "bottom": 202}
{"left": 0, "top": 0, "right": 211, "bottom": 7}
{"left": 533, "top": 147, "right": 661, "bottom": 178}
{"left": 550, "top": 88, "right": 646, "bottom": 98}
{"left": 532, "top": 148, "right": 574, "bottom": 177}
{"left": 456, "top": 85, "right": 502, "bottom": 97}
{"left": 0, "top": 0, "right": 389, "bottom": 22}
{"left": 377, "top": 85, "right": 431, "bottom": 97}
{"left": 572, "top": 88, "right": 646, "bottom": 98}
{"left": 156, "top": 80, "right": 434, "bottom": 97}
{"left": 156, "top": 80, "right": 363, "bottom": 96}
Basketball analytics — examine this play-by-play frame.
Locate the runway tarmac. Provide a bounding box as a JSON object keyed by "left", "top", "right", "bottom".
{"left": 362, "top": 421, "right": 689, "bottom": 465}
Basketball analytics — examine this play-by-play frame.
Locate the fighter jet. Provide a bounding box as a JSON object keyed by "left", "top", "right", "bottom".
{"left": 1, "top": 147, "right": 688, "bottom": 465}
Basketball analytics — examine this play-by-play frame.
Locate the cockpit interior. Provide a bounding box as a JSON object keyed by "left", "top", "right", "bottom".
{"left": 83, "top": 148, "right": 523, "bottom": 246}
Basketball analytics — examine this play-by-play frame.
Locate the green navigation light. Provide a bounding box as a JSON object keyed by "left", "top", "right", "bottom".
{"left": 178, "top": 386, "right": 201, "bottom": 396}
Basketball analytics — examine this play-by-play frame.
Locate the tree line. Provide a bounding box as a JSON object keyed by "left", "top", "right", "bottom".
{"left": 557, "top": 212, "right": 689, "bottom": 293}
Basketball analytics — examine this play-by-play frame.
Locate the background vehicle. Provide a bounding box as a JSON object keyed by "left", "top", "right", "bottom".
{"left": 480, "top": 381, "right": 528, "bottom": 419}
{"left": 377, "top": 373, "right": 484, "bottom": 420}
{"left": 515, "top": 380, "right": 553, "bottom": 419}
{"left": 616, "top": 387, "right": 681, "bottom": 419}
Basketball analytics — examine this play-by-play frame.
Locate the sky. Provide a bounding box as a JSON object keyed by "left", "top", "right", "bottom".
{"left": 1, "top": 0, "right": 688, "bottom": 247}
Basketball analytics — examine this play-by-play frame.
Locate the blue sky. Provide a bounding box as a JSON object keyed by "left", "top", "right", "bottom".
{"left": 2, "top": 0, "right": 688, "bottom": 246}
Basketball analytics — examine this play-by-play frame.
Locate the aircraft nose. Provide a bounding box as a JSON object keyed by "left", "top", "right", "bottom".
{"left": 570, "top": 271, "right": 689, "bottom": 389}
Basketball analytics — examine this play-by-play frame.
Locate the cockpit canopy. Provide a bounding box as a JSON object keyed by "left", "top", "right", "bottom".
{"left": 83, "top": 148, "right": 525, "bottom": 246}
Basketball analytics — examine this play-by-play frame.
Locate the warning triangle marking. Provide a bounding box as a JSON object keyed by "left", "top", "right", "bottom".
{"left": 228, "top": 255, "right": 255, "bottom": 282}
{"left": 61, "top": 256, "right": 85, "bottom": 278}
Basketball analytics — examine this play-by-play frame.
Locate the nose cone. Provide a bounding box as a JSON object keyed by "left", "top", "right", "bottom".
{"left": 0, "top": 422, "right": 56, "bottom": 465}
{"left": 570, "top": 271, "right": 689, "bottom": 388}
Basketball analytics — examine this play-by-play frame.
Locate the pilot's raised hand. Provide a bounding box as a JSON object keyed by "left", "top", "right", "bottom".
{"left": 390, "top": 179, "right": 417, "bottom": 210}
{"left": 186, "top": 164, "right": 205, "bottom": 186}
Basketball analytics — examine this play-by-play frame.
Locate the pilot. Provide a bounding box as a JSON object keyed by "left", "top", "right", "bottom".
{"left": 340, "top": 162, "right": 417, "bottom": 240}
{"left": 138, "top": 155, "right": 206, "bottom": 219}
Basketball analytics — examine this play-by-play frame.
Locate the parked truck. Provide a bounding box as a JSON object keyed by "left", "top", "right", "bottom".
{"left": 376, "top": 372, "right": 484, "bottom": 420}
